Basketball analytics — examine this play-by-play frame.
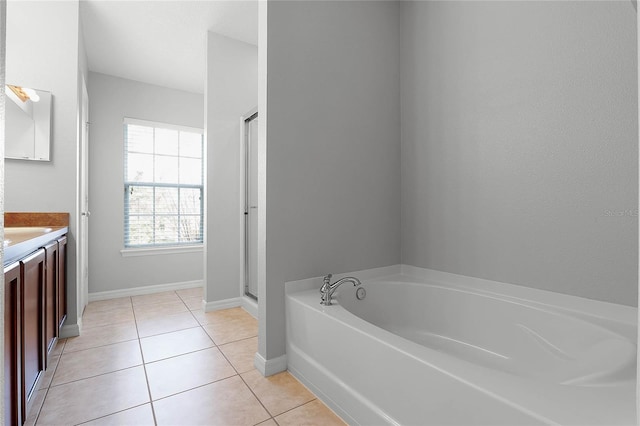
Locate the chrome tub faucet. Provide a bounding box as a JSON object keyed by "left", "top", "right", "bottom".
{"left": 320, "top": 274, "right": 362, "bottom": 306}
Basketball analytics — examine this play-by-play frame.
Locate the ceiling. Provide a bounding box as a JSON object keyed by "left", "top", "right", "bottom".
{"left": 80, "top": 0, "right": 258, "bottom": 94}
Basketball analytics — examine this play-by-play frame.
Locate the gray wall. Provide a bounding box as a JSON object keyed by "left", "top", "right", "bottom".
{"left": 205, "top": 32, "right": 257, "bottom": 303}
{"left": 5, "top": 0, "right": 82, "bottom": 324}
{"left": 87, "top": 72, "right": 204, "bottom": 294}
{"left": 263, "top": 0, "right": 401, "bottom": 359}
{"left": 400, "top": 1, "right": 638, "bottom": 305}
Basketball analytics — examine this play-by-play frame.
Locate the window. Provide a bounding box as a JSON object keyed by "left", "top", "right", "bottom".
{"left": 124, "top": 118, "right": 204, "bottom": 248}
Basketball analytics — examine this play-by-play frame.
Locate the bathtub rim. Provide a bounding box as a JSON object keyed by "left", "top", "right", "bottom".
{"left": 285, "top": 264, "right": 637, "bottom": 328}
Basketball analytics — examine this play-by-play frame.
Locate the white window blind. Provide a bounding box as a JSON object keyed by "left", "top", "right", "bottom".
{"left": 124, "top": 118, "right": 204, "bottom": 248}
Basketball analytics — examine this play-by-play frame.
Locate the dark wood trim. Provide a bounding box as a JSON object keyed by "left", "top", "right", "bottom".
{"left": 57, "top": 236, "right": 68, "bottom": 329}
{"left": 43, "top": 241, "right": 58, "bottom": 368}
{"left": 20, "top": 249, "right": 45, "bottom": 418}
{"left": 4, "top": 262, "right": 22, "bottom": 426}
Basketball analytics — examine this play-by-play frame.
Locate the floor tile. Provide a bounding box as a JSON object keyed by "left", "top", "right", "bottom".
{"left": 242, "top": 370, "right": 315, "bottom": 416}
{"left": 50, "top": 339, "right": 66, "bottom": 357}
{"left": 82, "top": 306, "right": 135, "bottom": 329}
{"left": 190, "top": 309, "right": 206, "bottom": 324}
{"left": 146, "top": 347, "right": 236, "bottom": 400}
{"left": 275, "top": 399, "right": 346, "bottom": 426}
{"left": 176, "top": 287, "right": 203, "bottom": 299}
{"left": 132, "top": 291, "right": 181, "bottom": 306}
{"left": 140, "top": 327, "right": 214, "bottom": 363}
{"left": 83, "top": 297, "right": 132, "bottom": 314}
{"left": 64, "top": 321, "right": 138, "bottom": 353}
{"left": 202, "top": 315, "right": 258, "bottom": 345}
{"left": 79, "top": 403, "right": 155, "bottom": 425}
{"left": 133, "top": 300, "right": 189, "bottom": 320}
{"left": 181, "top": 295, "right": 203, "bottom": 311}
{"left": 31, "top": 291, "right": 344, "bottom": 426}
{"left": 52, "top": 340, "right": 142, "bottom": 386}
{"left": 219, "top": 337, "right": 258, "bottom": 373}
{"left": 24, "top": 388, "right": 47, "bottom": 426}
{"left": 39, "top": 356, "right": 60, "bottom": 390}
{"left": 153, "top": 375, "right": 270, "bottom": 425}
{"left": 136, "top": 311, "right": 199, "bottom": 338}
{"left": 38, "top": 367, "right": 149, "bottom": 425}
{"left": 192, "top": 306, "right": 253, "bottom": 326}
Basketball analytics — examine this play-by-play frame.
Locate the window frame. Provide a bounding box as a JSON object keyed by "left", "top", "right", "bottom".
{"left": 123, "top": 117, "right": 204, "bottom": 250}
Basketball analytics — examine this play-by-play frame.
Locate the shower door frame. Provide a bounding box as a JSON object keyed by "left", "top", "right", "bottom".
{"left": 241, "top": 108, "right": 259, "bottom": 301}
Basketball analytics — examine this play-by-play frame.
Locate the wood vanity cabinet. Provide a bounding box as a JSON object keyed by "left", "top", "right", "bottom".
{"left": 20, "top": 248, "right": 46, "bottom": 417}
{"left": 3, "top": 232, "right": 67, "bottom": 425}
{"left": 4, "top": 262, "right": 22, "bottom": 426}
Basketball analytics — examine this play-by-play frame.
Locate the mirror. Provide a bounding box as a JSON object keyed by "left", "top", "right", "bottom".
{"left": 5, "top": 84, "right": 52, "bottom": 161}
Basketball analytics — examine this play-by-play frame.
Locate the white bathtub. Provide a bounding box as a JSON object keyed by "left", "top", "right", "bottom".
{"left": 286, "top": 266, "right": 637, "bottom": 425}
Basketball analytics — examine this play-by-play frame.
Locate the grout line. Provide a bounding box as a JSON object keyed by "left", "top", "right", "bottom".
{"left": 273, "top": 398, "right": 319, "bottom": 418}
{"left": 30, "top": 387, "right": 52, "bottom": 426}
{"left": 31, "top": 340, "right": 66, "bottom": 426}
{"left": 132, "top": 295, "right": 159, "bottom": 425}
{"left": 149, "top": 372, "right": 240, "bottom": 403}
{"left": 73, "top": 402, "right": 151, "bottom": 425}
{"left": 137, "top": 324, "right": 202, "bottom": 340}
{"left": 80, "top": 318, "right": 136, "bottom": 332}
{"left": 144, "top": 345, "right": 217, "bottom": 366}
{"left": 217, "top": 334, "right": 258, "bottom": 348}
{"left": 48, "top": 363, "right": 144, "bottom": 389}
{"left": 217, "top": 338, "right": 275, "bottom": 423}
{"left": 62, "top": 336, "right": 140, "bottom": 354}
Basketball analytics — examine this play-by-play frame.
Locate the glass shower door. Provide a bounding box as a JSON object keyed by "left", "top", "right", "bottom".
{"left": 245, "top": 113, "right": 259, "bottom": 299}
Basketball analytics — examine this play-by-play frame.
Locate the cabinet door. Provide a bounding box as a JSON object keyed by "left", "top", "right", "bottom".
{"left": 43, "top": 241, "right": 58, "bottom": 365}
{"left": 21, "top": 249, "right": 45, "bottom": 412}
{"left": 57, "top": 236, "right": 67, "bottom": 328}
{"left": 4, "top": 262, "right": 22, "bottom": 426}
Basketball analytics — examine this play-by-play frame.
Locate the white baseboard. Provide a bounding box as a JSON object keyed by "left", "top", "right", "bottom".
{"left": 59, "top": 322, "right": 81, "bottom": 338}
{"left": 254, "top": 352, "right": 287, "bottom": 376}
{"left": 242, "top": 296, "right": 258, "bottom": 319}
{"left": 89, "top": 280, "right": 203, "bottom": 302}
{"left": 203, "top": 297, "right": 242, "bottom": 312}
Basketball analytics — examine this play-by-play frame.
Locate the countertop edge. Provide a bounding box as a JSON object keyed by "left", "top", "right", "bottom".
{"left": 4, "top": 227, "right": 68, "bottom": 266}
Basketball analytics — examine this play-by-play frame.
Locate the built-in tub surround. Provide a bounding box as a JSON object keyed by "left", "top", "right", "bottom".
{"left": 286, "top": 266, "right": 637, "bottom": 425}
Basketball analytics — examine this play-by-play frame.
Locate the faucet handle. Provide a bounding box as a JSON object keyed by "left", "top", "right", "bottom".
{"left": 323, "top": 274, "right": 333, "bottom": 284}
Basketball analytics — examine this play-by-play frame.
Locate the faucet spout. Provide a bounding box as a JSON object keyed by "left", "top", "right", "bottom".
{"left": 320, "top": 275, "right": 362, "bottom": 306}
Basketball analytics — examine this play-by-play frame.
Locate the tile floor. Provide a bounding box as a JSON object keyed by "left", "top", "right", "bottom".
{"left": 28, "top": 287, "right": 346, "bottom": 426}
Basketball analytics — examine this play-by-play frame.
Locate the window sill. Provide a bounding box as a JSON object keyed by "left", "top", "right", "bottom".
{"left": 120, "top": 245, "right": 203, "bottom": 257}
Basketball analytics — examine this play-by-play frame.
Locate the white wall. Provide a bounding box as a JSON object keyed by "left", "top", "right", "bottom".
{"left": 205, "top": 32, "right": 257, "bottom": 304}
{"left": 261, "top": 1, "right": 401, "bottom": 361}
{"left": 5, "top": 0, "right": 82, "bottom": 325}
{"left": 400, "top": 1, "right": 638, "bottom": 305}
{"left": 87, "top": 72, "right": 204, "bottom": 294}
